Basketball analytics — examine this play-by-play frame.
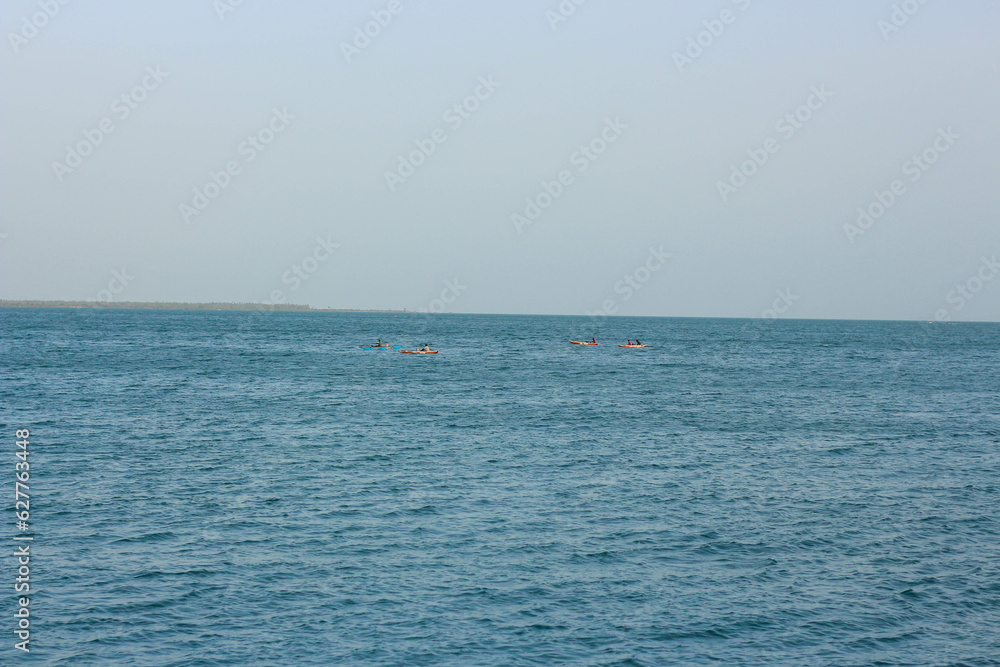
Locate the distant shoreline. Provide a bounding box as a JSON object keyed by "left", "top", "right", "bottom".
{"left": 1, "top": 301, "right": 994, "bottom": 323}
{"left": 0, "top": 300, "right": 406, "bottom": 313}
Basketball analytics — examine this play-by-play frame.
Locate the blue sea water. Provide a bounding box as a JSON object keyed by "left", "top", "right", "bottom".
{"left": 2, "top": 308, "right": 1000, "bottom": 666}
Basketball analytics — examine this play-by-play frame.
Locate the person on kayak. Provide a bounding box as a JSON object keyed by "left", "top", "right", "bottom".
{"left": 627, "top": 340, "right": 632, "bottom": 346}
{"left": 635, "top": 339, "right": 641, "bottom": 345}
{"left": 376, "top": 338, "right": 385, "bottom": 347}
{"left": 421, "top": 343, "right": 431, "bottom": 351}
{"left": 591, "top": 338, "right": 597, "bottom": 344}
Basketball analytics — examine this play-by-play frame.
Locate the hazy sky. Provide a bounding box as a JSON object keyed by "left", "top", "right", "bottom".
{"left": 2, "top": 0, "right": 998, "bottom": 320}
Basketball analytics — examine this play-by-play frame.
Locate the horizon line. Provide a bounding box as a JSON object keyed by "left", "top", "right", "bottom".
{"left": 1, "top": 299, "right": 995, "bottom": 324}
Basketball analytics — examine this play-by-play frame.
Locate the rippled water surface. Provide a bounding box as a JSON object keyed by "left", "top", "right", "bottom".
{"left": 3, "top": 308, "right": 1000, "bottom": 665}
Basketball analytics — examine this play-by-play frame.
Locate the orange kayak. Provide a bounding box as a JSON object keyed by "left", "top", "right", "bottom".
{"left": 401, "top": 350, "right": 438, "bottom": 354}
{"left": 570, "top": 341, "right": 598, "bottom": 345}
{"left": 619, "top": 344, "right": 647, "bottom": 348}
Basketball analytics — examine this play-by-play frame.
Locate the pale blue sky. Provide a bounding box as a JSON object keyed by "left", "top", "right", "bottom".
{"left": 2, "top": 0, "right": 998, "bottom": 320}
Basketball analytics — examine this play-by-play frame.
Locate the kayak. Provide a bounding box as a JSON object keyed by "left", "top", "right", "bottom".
{"left": 362, "top": 345, "right": 402, "bottom": 350}
{"left": 619, "top": 344, "right": 647, "bottom": 348}
{"left": 401, "top": 350, "right": 438, "bottom": 354}
{"left": 570, "top": 341, "right": 598, "bottom": 345}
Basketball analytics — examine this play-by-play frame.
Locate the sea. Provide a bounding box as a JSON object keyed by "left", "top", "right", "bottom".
{"left": 2, "top": 308, "right": 999, "bottom": 666}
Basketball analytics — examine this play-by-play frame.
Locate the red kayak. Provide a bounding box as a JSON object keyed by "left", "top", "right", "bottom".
{"left": 401, "top": 350, "right": 438, "bottom": 354}
{"left": 570, "top": 340, "right": 598, "bottom": 345}
{"left": 619, "top": 344, "right": 647, "bottom": 348}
